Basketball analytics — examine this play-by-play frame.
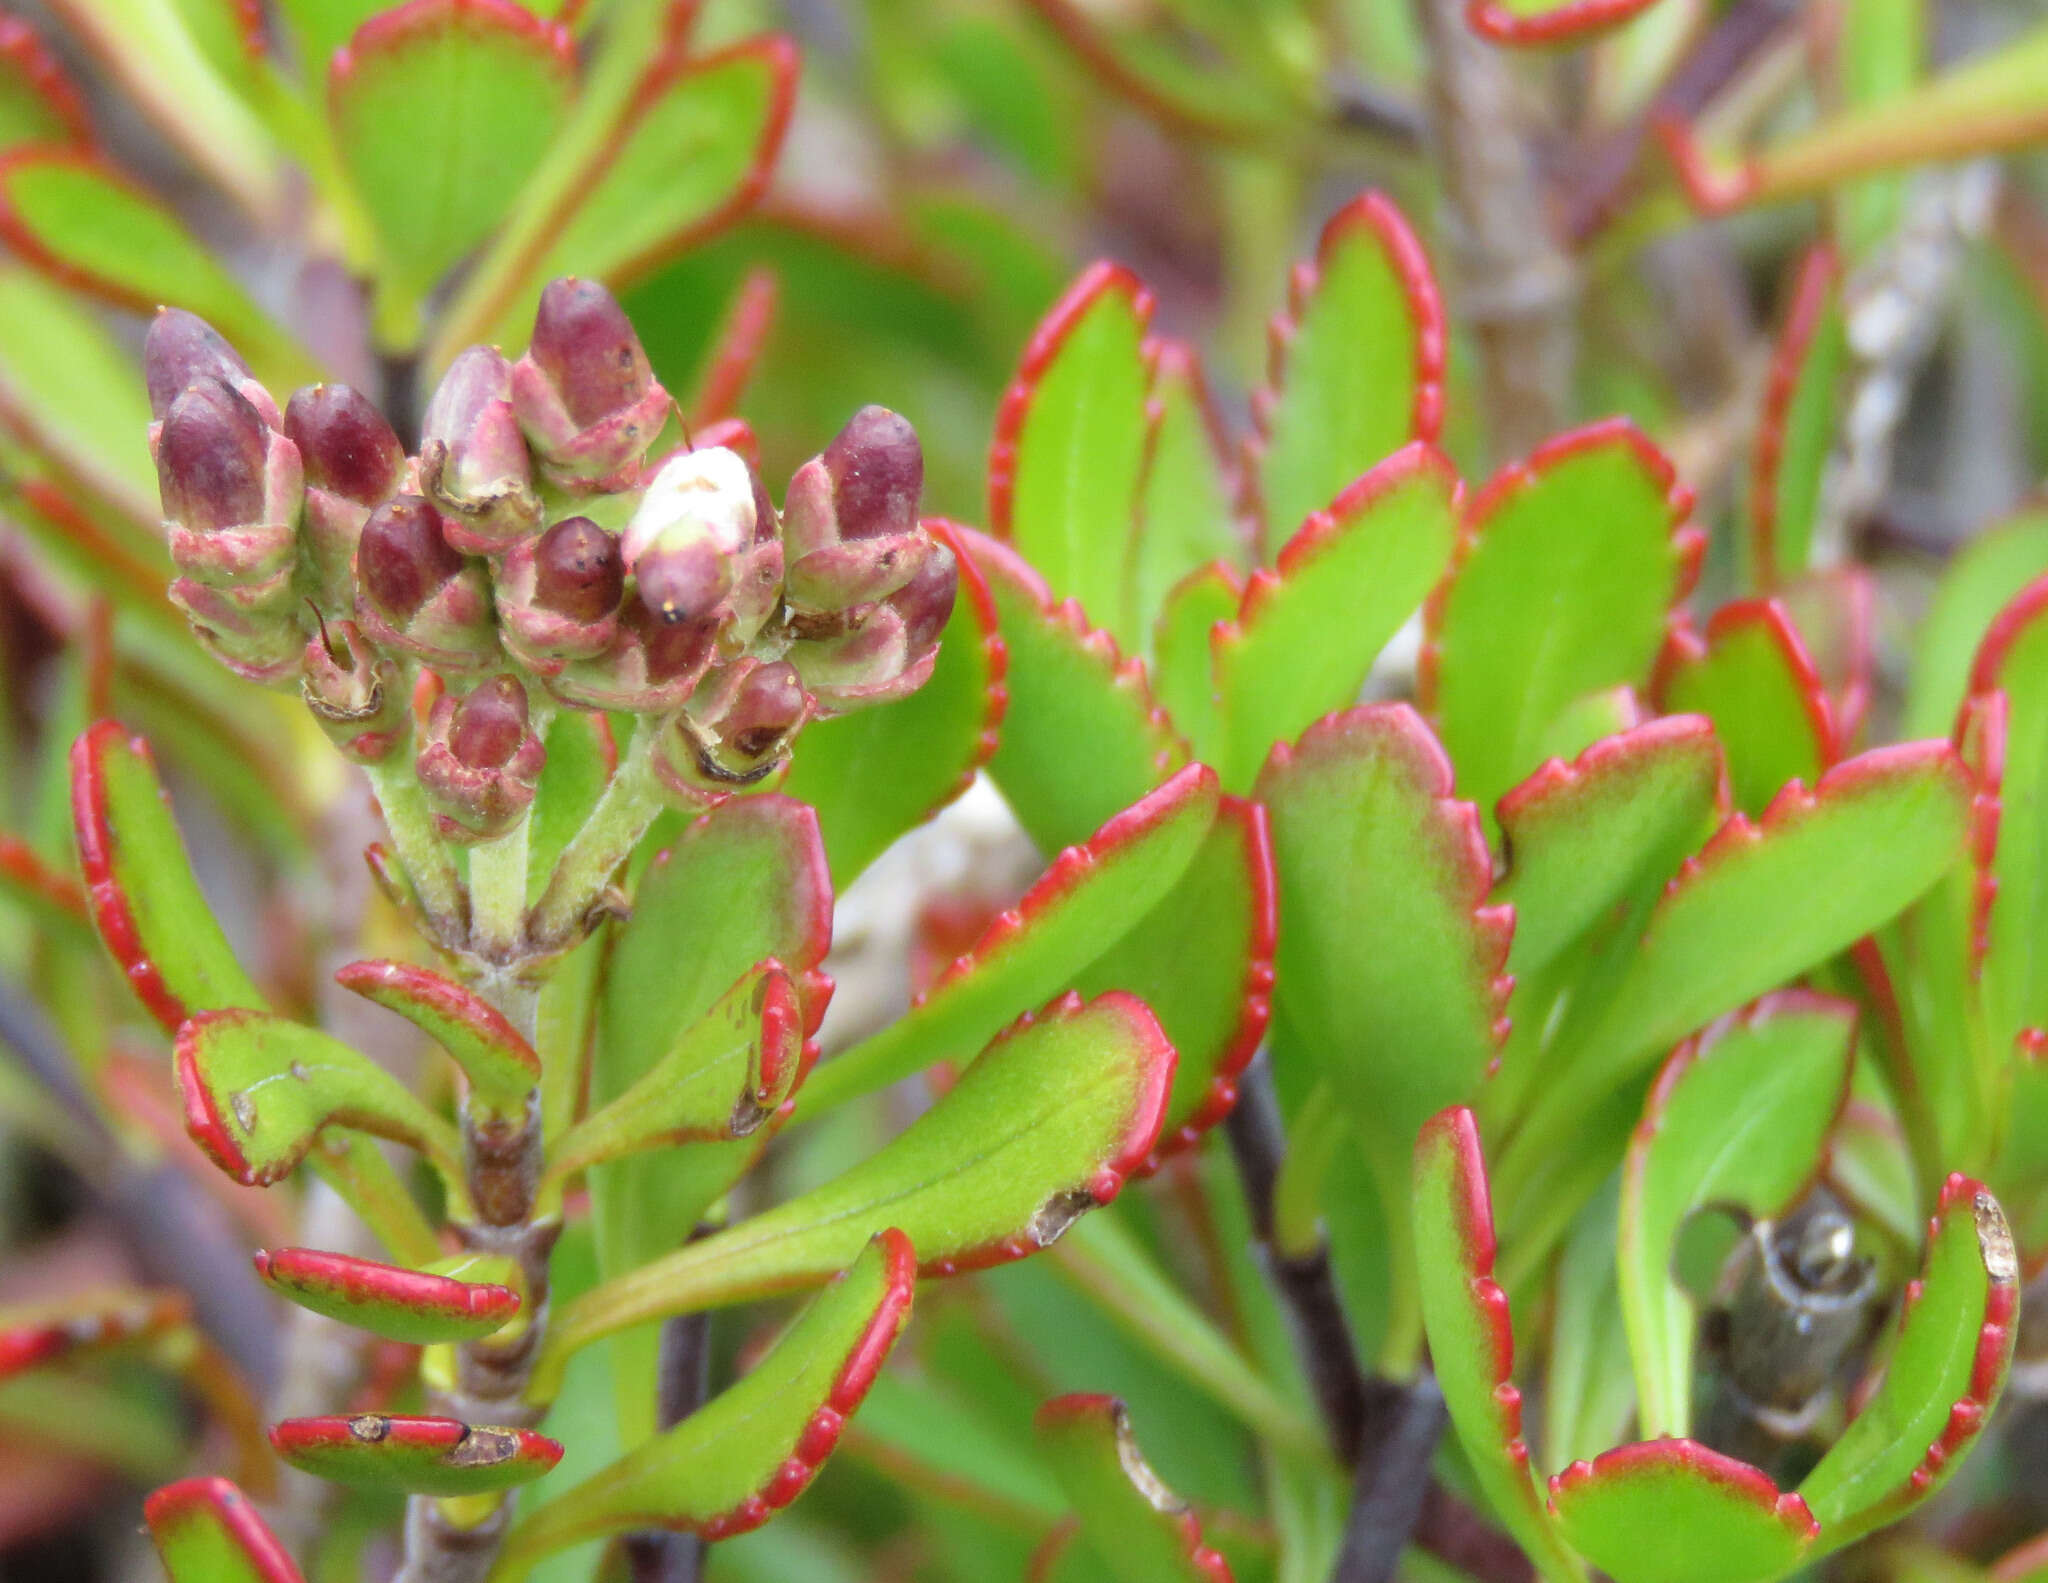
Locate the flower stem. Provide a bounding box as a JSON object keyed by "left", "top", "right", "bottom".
{"left": 530, "top": 718, "right": 669, "bottom": 947}
{"left": 468, "top": 814, "right": 532, "bottom": 961}
{"left": 365, "top": 760, "right": 465, "bottom": 945}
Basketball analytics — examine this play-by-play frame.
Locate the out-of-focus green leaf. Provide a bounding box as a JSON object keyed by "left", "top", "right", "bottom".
{"left": 1904, "top": 510, "right": 2048, "bottom": 740}
{"left": 1213, "top": 443, "right": 1456, "bottom": 792}
{"left": 1617, "top": 994, "right": 1856, "bottom": 1437}
{"left": 783, "top": 521, "right": 1005, "bottom": 888}
{"left": 989, "top": 261, "right": 1151, "bottom": 640}
{"left": 270, "top": 1414, "right": 561, "bottom": 1496}
{"left": 252, "top": 1246, "right": 520, "bottom": 1345}
{"left": 1426, "top": 419, "right": 1699, "bottom": 827}
{"left": 1251, "top": 191, "right": 1444, "bottom": 544}
{"left": 70, "top": 720, "right": 265, "bottom": 1033}
{"left": 1748, "top": 245, "right": 1846, "bottom": 587}
{"left": 0, "top": 19, "right": 89, "bottom": 150}
{"left": 801, "top": 765, "right": 1218, "bottom": 1114}
{"left": 1544, "top": 1177, "right": 1636, "bottom": 1472}
{"left": 499, "top": 1233, "right": 913, "bottom": 1571}
{"left": 1150, "top": 563, "right": 1237, "bottom": 753}
{"left": 330, "top": 0, "right": 577, "bottom": 297}
{"left": 528, "top": 709, "right": 614, "bottom": 886}
{"left": 1036, "top": 1395, "right": 1234, "bottom": 1582}
{"left": 145, "top": 1477, "right": 306, "bottom": 1583}
{"left": 1833, "top": 0, "right": 1925, "bottom": 255}
{"left": 1799, "top": 1175, "right": 2018, "bottom": 1553}
{"left": 1127, "top": 341, "right": 1240, "bottom": 657}
{"left": 1465, "top": 0, "right": 1668, "bottom": 47}
{"left": 0, "top": 1287, "right": 186, "bottom": 1380}
{"left": 1548, "top": 1440, "right": 1817, "bottom": 1583}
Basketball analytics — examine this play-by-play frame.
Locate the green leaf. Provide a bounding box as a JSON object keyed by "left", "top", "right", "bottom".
{"left": 964, "top": 526, "right": 1187, "bottom": 854}
{"left": 1617, "top": 993, "right": 1856, "bottom": 1437}
{"left": 528, "top": 708, "right": 615, "bottom": 887}
{"left": 253, "top": 1246, "right": 520, "bottom": 1344}
{"left": 1798, "top": 1176, "right": 2019, "bottom": 1554}
{"left": 70, "top": 721, "right": 265, "bottom": 1033}
{"left": 1548, "top": 1440, "right": 1818, "bottom": 1583}
{"left": 1073, "top": 795, "right": 1273, "bottom": 1166}
{"left": 989, "top": 261, "right": 1152, "bottom": 640}
{"left": 1411, "top": 1107, "right": 1585, "bottom": 1582}
{"left": 1654, "top": 599, "right": 1835, "bottom": 817}
{"left": 1213, "top": 443, "right": 1457, "bottom": 792}
{"left": 783, "top": 521, "right": 1006, "bottom": 888}
{"left": 1424, "top": 418, "right": 1701, "bottom": 827}
{"left": 330, "top": 0, "right": 577, "bottom": 295}
{"left": 0, "top": 1288, "right": 187, "bottom": 1380}
{"left": 1464, "top": 0, "right": 1668, "bottom": 46}
{"left": 1250, "top": 192, "right": 1444, "bottom": 543}
{"left": 1126, "top": 340, "right": 1240, "bottom": 656}
{"left": 441, "top": 33, "right": 797, "bottom": 356}
{"left": 1035, "top": 1395, "right": 1234, "bottom": 1583}
{"left": 0, "top": 267, "right": 158, "bottom": 526}
{"left": 1150, "top": 562, "right": 1237, "bottom": 756}
{"left": 145, "top": 1477, "right": 305, "bottom": 1583}
{"left": 270, "top": 1414, "right": 562, "bottom": 1496}
{"left": 174, "top": 1008, "right": 462, "bottom": 1188}
{"left": 549, "top": 959, "right": 803, "bottom": 1183}
{"left": 1544, "top": 1177, "right": 1637, "bottom": 1472}
{"left": 0, "top": 20, "right": 90, "bottom": 150}
{"left": 800, "top": 764, "right": 1218, "bottom": 1115}
{"left": 499, "top": 1232, "right": 912, "bottom": 1570}
{"left": 0, "top": 151, "right": 313, "bottom": 385}
{"left": 543, "top": 991, "right": 1174, "bottom": 1394}
{"left": 1494, "top": 716, "right": 1725, "bottom": 986}
{"left": 1749, "top": 244, "right": 1846, "bottom": 587}
{"left": 1904, "top": 509, "right": 2048, "bottom": 740}
{"left": 334, "top": 958, "right": 540, "bottom": 1121}
{"left": 1257, "top": 706, "right": 1510, "bottom": 1215}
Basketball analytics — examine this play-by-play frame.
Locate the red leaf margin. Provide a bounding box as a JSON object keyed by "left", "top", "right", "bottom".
{"left": 1547, "top": 1438, "right": 1820, "bottom": 1540}
{"left": 0, "top": 16, "right": 92, "bottom": 148}
{"left": 334, "top": 958, "right": 543, "bottom": 1080}
{"left": 686, "top": 266, "right": 779, "bottom": 429}
{"left": 1033, "top": 1392, "right": 1235, "bottom": 1582}
{"left": 987, "top": 260, "right": 1157, "bottom": 544}
{"left": 144, "top": 1477, "right": 305, "bottom": 1583}
{"left": 328, "top": 0, "right": 577, "bottom": 97}
{"left": 1466, "top": 0, "right": 1667, "bottom": 47}
{"left": 1751, "top": 243, "right": 1843, "bottom": 589}
{"left": 1495, "top": 712, "right": 1732, "bottom": 858}
{"left": 253, "top": 1248, "right": 520, "bottom": 1330}
{"left": 1242, "top": 191, "right": 1447, "bottom": 547}
{"left": 1650, "top": 595, "right": 1842, "bottom": 773}
{"left": 0, "top": 1288, "right": 188, "bottom": 1381}
{"left": 918, "top": 517, "right": 1010, "bottom": 819}
{"left": 269, "top": 1414, "right": 564, "bottom": 1481}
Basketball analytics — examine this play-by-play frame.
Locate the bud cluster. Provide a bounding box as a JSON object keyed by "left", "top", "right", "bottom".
{"left": 146, "top": 278, "right": 956, "bottom": 836}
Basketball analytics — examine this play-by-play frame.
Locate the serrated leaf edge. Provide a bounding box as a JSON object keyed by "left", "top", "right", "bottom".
{"left": 1035, "top": 1393, "right": 1235, "bottom": 1581}
{"left": 1651, "top": 596, "right": 1841, "bottom": 769}
{"left": 1548, "top": 1438, "right": 1820, "bottom": 1542}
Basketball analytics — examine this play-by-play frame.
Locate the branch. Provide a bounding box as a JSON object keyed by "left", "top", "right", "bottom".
{"left": 1331, "top": 1373, "right": 1447, "bottom": 1583}
{"left": 625, "top": 1311, "right": 714, "bottom": 1583}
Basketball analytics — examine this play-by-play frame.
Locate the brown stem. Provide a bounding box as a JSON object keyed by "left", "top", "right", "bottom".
{"left": 1329, "top": 1373, "right": 1447, "bottom": 1583}
{"left": 624, "top": 1311, "right": 714, "bottom": 1583}
{"left": 1409, "top": 0, "right": 1576, "bottom": 463}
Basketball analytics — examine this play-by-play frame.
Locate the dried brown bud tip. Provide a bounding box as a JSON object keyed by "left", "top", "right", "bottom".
{"left": 529, "top": 278, "right": 654, "bottom": 429}
{"left": 359, "top": 495, "right": 466, "bottom": 623}
{"left": 145, "top": 308, "right": 252, "bottom": 421}
{"left": 157, "top": 377, "right": 269, "bottom": 533}
{"left": 824, "top": 405, "right": 923, "bottom": 541}
{"left": 285, "top": 384, "right": 405, "bottom": 506}
{"left": 532, "top": 516, "right": 624, "bottom": 622}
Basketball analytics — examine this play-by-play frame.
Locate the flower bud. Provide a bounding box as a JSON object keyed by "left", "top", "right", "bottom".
{"left": 621, "top": 444, "right": 784, "bottom": 655}
{"left": 354, "top": 495, "right": 498, "bottom": 670}
{"left": 781, "top": 406, "right": 931, "bottom": 612}
{"left": 300, "top": 618, "right": 405, "bottom": 762}
{"left": 156, "top": 376, "right": 303, "bottom": 625}
{"left": 512, "top": 278, "right": 671, "bottom": 490}
{"left": 653, "top": 658, "right": 812, "bottom": 804}
{"left": 419, "top": 346, "right": 541, "bottom": 554}
{"left": 416, "top": 675, "right": 546, "bottom": 841}
{"left": 285, "top": 383, "right": 405, "bottom": 609}
{"left": 495, "top": 515, "right": 624, "bottom": 675}
{"left": 169, "top": 577, "right": 307, "bottom": 683}
{"left": 792, "top": 542, "right": 955, "bottom": 714}
{"left": 545, "top": 597, "right": 716, "bottom": 713}
{"left": 144, "top": 308, "right": 279, "bottom": 429}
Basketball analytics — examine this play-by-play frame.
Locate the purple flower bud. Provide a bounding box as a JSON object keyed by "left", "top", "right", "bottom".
{"left": 891, "top": 540, "right": 958, "bottom": 652}
{"left": 824, "top": 406, "right": 922, "bottom": 541}
{"left": 793, "top": 543, "right": 954, "bottom": 715}
{"left": 545, "top": 597, "right": 715, "bottom": 712}
{"left": 286, "top": 383, "right": 406, "bottom": 608}
{"left": 355, "top": 495, "right": 499, "bottom": 670}
{"left": 420, "top": 346, "right": 541, "bottom": 554}
{"left": 781, "top": 407, "right": 931, "bottom": 612}
{"left": 512, "top": 278, "right": 671, "bottom": 489}
{"left": 635, "top": 534, "right": 730, "bottom": 627}
{"left": 654, "top": 659, "right": 812, "bottom": 804}
{"left": 416, "top": 675, "right": 546, "bottom": 842}
{"left": 533, "top": 516, "right": 625, "bottom": 621}
{"left": 145, "top": 309, "right": 252, "bottom": 421}
{"left": 157, "top": 378, "right": 268, "bottom": 534}
{"left": 300, "top": 618, "right": 405, "bottom": 762}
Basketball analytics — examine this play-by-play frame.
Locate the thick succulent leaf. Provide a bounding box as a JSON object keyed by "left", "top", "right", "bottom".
{"left": 963, "top": 526, "right": 1187, "bottom": 853}
{"left": 1411, "top": 1108, "right": 1585, "bottom": 1582}
{"left": 1151, "top": 562, "right": 1238, "bottom": 752}
{"left": 1798, "top": 1176, "right": 2019, "bottom": 1553}
{"left": 500, "top": 1232, "right": 912, "bottom": 1568}
{"left": 988, "top": 261, "right": 1152, "bottom": 638}
{"left": 1547, "top": 1441, "right": 1818, "bottom": 1583}
{"left": 446, "top": 33, "right": 797, "bottom": 354}
{"left": 0, "top": 151, "right": 312, "bottom": 383}
{"left": 1494, "top": 716, "right": 1725, "bottom": 984}
{"left": 269, "top": 1414, "right": 562, "bottom": 1496}
{"left": 783, "top": 520, "right": 1006, "bottom": 888}
{"left": 330, "top": 0, "right": 576, "bottom": 293}
{"left": 1654, "top": 600, "right": 1836, "bottom": 817}
{"left": 1072, "top": 795, "right": 1273, "bottom": 1168}
{"left": 803, "top": 765, "right": 1217, "bottom": 1114}
{"left": 1545, "top": 1179, "right": 1637, "bottom": 1472}
{"left": 1248, "top": 191, "right": 1445, "bottom": 544}
{"left": 252, "top": 1247, "right": 519, "bottom": 1345}
{"left": 1424, "top": 419, "right": 1701, "bottom": 825}
{"left": 1904, "top": 507, "right": 2048, "bottom": 740}
{"left": 1618, "top": 993, "right": 1857, "bottom": 1437}
{"left": 1127, "top": 341, "right": 1240, "bottom": 655}
{"left": 0, "top": 18, "right": 90, "bottom": 149}
{"left": 70, "top": 721, "right": 264, "bottom": 1032}
{"left": 334, "top": 959, "right": 540, "bottom": 1121}
{"left": 1211, "top": 444, "right": 1458, "bottom": 792}
{"left": 0, "top": 1288, "right": 186, "bottom": 1379}
{"left": 175, "top": 1009, "right": 462, "bottom": 1188}
{"left": 145, "top": 1477, "right": 305, "bottom": 1583}
{"left": 1465, "top": 0, "right": 1667, "bottom": 45}
{"left": 550, "top": 959, "right": 802, "bottom": 1182}
{"left": 545, "top": 991, "right": 1172, "bottom": 1389}
{"left": 1750, "top": 244, "right": 1847, "bottom": 587}
{"left": 1539, "top": 744, "right": 1971, "bottom": 1132}
{"left": 1257, "top": 706, "right": 1510, "bottom": 1211}
{"left": 1035, "top": 1395, "right": 1233, "bottom": 1583}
